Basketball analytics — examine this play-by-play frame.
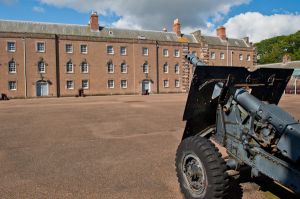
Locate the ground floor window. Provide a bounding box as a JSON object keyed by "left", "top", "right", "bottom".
{"left": 66, "top": 80, "right": 74, "bottom": 89}
{"left": 163, "top": 80, "right": 169, "bottom": 88}
{"left": 108, "top": 80, "right": 114, "bottom": 88}
{"left": 175, "top": 80, "right": 180, "bottom": 88}
{"left": 82, "top": 80, "right": 89, "bottom": 89}
{"left": 8, "top": 81, "right": 17, "bottom": 90}
{"left": 121, "top": 80, "right": 127, "bottom": 88}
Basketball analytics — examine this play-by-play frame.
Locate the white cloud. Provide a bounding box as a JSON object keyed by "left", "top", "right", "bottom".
{"left": 224, "top": 12, "right": 300, "bottom": 42}
{"left": 33, "top": 6, "right": 45, "bottom": 13}
{"left": 39, "top": 0, "right": 250, "bottom": 32}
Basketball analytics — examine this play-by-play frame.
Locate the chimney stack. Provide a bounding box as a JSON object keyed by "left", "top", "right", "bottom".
{"left": 89, "top": 11, "right": 99, "bottom": 32}
{"left": 173, "top": 18, "right": 181, "bottom": 36}
{"left": 216, "top": 26, "right": 226, "bottom": 40}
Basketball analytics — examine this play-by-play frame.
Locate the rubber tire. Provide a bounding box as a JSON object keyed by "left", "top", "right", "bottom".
{"left": 175, "top": 135, "right": 229, "bottom": 199}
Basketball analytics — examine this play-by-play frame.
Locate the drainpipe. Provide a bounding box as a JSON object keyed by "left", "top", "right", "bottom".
{"left": 156, "top": 41, "right": 160, "bottom": 94}
{"left": 226, "top": 38, "right": 229, "bottom": 66}
{"left": 55, "top": 35, "right": 61, "bottom": 97}
{"left": 22, "top": 38, "right": 27, "bottom": 98}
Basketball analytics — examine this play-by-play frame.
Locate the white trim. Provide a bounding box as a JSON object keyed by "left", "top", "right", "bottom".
{"left": 120, "top": 80, "right": 128, "bottom": 88}
{"left": 107, "top": 80, "right": 114, "bottom": 88}
{"left": 8, "top": 81, "right": 17, "bottom": 90}
{"left": 36, "top": 41, "right": 45, "bottom": 53}
{"left": 80, "top": 44, "right": 88, "bottom": 54}
{"left": 239, "top": 54, "right": 243, "bottom": 61}
{"left": 7, "top": 41, "right": 16, "bottom": 52}
{"left": 65, "top": 44, "right": 73, "bottom": 53}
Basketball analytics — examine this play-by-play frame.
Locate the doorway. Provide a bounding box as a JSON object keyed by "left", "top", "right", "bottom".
{"left": 142, "top": 80, "right": 151, "bottom": 95}
{"left": 36, "top": 81, "right": 49, "bottom": 97}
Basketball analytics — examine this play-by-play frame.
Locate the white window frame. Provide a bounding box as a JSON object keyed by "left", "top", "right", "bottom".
{"left": 107, "top": 45, "right": 114, "bottom": 54}
{"left": 163, "top": 49, "right": 169, "bottom": 57}
{"left": 66, "top": 62, "right": 74, "bottom": 73}
{"left": 107, "top": 63, "right": 114, "bottom": 73}
{"left": 175, "top": 64, "right": 180, "bottom": 74}
{"left": 120, "top": 47, "right": 127, "bottom": 56}
{"left": 8, "top": 81, "right": 17, "bottom": 90}
{"left": 220, "top": 52, "right": 225, "bottom": 60}
{"left": 66, "top": 80, "right": 74, "bottom": 90}
{"left": 143, "top": 64, "right": 149, "bottom": 73}
{"left": 120, "top": 63, "right": 127, "bottom": 73}
{"left": 247, "top": 54, "right": 251, "bottom": 61}
{"left": 82, "top": 80, "right": 89, "bottom": 89}
{"left": 7, "top": 41, "right": 16, "bottom": 52}
{"left": 36, "top": 42, "right": 45, "bottom": 53}
{"left": 65, "top": 44, "right": 73, "bottom": 53}
{"left": 142, "top": 47, "right": 148, "bottom": 56}
{"left": 107, "top": 80, "right": 114, "bottom": 88}
{"left": 38, "top": 61, "right": 46, "bottom": 73}
{"left": 174, "top": 49, "right": 180, "bottom": 57}
{"left": 80, "top": 44, "right": 88, "bottom": 54}
{"left": 163, "top": 63, "right": 169, "bottom": 73}
{"left": 163, "top": 80, "right": 169, "bottom": 88}
{"left": 81, "top": 62, "right": 89, "bottom": 73}
{"left": 120, "top": 80, "right": 128, "bottom": 88}
{"left": 175, "top": 80, "right": 180, "bottom": 88}
{"left": 8, "top": 60, "right": 16, "bottom": 73}
{"left": 239, "top": 54, "right": 243, "bottom": 61}
{"left": 210, "top": 52, "right": 216, "bottom": 59}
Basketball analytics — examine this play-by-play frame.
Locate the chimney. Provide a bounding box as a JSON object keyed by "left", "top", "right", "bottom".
{"left": 173, "top": 18, "right": 181, "bottom": 36}
{"left": 89, "top": 11, "right": 99, "bottom": 32}
{"left": 216, "top": 26, "right": 226, "bottom": 40}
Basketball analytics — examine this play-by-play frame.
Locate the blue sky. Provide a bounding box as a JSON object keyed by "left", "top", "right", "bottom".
{"left": 0, "top": 0, "right": 299, "bottom": 42}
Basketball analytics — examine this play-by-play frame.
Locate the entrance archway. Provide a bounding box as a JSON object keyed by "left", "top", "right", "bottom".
{"left": 142, "top": 80, "right": 151, "bottom": 94}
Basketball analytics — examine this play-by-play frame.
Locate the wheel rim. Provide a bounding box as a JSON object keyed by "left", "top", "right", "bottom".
{"left": 182, "top": 153, "right": 207, "bottom": 196}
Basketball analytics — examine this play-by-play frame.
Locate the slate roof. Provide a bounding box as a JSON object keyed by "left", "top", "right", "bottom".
{"left": 0, "top": 19, "right": 250, "bottom": 47}
{"left": 256, "top": 61, "right": 300, "bottom": 76}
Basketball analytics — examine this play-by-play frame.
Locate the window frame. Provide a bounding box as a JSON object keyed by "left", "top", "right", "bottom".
{"left": 174, "top": 49, "right": 180, "bottom": 57}
{"left": 107, "top": 80, "right": 115, "bottom": 88}
{"left": 65, "top": 44, "right": 73, "bottom": 54}
{"left": 120, "top": 63, "right": 127, "bottom": 73}
{"left": 36, "top": 42, "right": 45, "bottom": 53}
{"left": 143, "top": 64, "right": 149, "bottom": 73}
{"left": 66, "top": 61, "right": 74, "bottom": 73}
{"left": 175, "top": 80, "right": 180, "bottom": 88}
{"left": 38, "top": 61, "right": 46, "bottom": 73}
{"left": 247, "top": 54, "right": 251, "bottom": 61}
{"left": 107, "top": 63, "right": 114, "bottom": 73}
{"left": 7, "top": 41, "right": 16, "bottom": 52}
{"left": 239, "top": 54, "right": 243, "bottom": 61}
{"left": 163, "top": 63, "right": 169, "bottom": 73}
{"left": 80, "top": 62, "right": 89, "bottom": 73}
{"left": 107, "top": 45, "right": 114, "bottom": 54}
{"left": 120, "top": 46, "right": 127, "bottom": 56}
{"left": 120, "top": 80, "right": 128, "bottom": 89}
{"left": 66, "top": 80, "right": 74, "bottom": 90}
{"left": 175, "top": 64, "right": 180, "bottom": 74}
{"left": 163, "top": 80, "right": 169, "bottom": 88}
{"left": 142, "top": 47, "right": 148, "bottom": 56}
{"left": 8, "top": 60, "right": 16, "bottom": 73}
{"left": 80, "top": 44, "right": 88, "bottom": 54}
{"left": 163, "top": 49, "right": 169, "bottom": 57}
{"left": 210, "top": 52, "right": 216, "bottom": 59}
{"left": 220, "top": 52, "right": 225, "bottom": 60}
{"left": 8, "top": 81, "right": 17, "bottom": 90}
{"left": 82, "top": 80, "right": 89, "bottom": 89}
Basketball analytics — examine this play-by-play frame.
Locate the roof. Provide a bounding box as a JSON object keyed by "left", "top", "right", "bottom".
{"left": 202, "top": 35, "right": 250, "bottom": 48}
{"left": 0, "top": 20, "right": 197, "bottom": 43}
{"left": 256, "top": 61, "right": 300, "bottom": 76}
{"left": 0, "top": 19, "right": 250, "bottom": 47}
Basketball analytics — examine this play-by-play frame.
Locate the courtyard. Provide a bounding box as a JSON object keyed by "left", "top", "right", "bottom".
{"left": 0, "top": 94, "right": 299, "bottom": 199}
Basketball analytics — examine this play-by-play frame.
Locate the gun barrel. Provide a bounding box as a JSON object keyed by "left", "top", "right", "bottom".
{"left": 185, "top": 54, "right": 206, "bottom": 66}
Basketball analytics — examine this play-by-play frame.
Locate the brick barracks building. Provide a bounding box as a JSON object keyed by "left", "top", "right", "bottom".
{"left": 0, "top": 12, "right": 256, "bottom": 98}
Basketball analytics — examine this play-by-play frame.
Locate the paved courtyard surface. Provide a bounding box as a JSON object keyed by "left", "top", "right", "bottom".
{"left": 0, "top": 94, "right": 299, "bottom": 199}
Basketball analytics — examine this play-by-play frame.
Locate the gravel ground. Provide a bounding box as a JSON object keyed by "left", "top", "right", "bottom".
{"left": 0, "top": 94, "right": 299, "bottom": 199}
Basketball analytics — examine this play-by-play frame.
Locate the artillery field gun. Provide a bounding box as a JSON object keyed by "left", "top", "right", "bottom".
{"left": 175, "top": 54, "right": 300, "bottom": 199}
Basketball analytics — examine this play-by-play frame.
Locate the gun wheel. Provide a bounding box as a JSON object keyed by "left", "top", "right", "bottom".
{"left": 176, "top": 135, "right": 229, "bottom": 199}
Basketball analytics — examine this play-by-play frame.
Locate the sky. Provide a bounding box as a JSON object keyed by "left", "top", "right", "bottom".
{"left": 0, "top": 0, "right": 299, "bottom": 42}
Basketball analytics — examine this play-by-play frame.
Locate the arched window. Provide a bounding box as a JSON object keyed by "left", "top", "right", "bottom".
{"left": 107, "top": 62, "right": 114, "bottom": 73}
{"left": 120, "top": 62, "right": 127, "bottom": 73}
{"left": 81, "top": 61, "right": 88, "bottom": 73}
{"left": 143, "top": 63, "right": 149, "bottom": 73}
{"left": 163, "top": 63, "right": 168, "bottom": 73}
{"left": 66, "top": 61, "right": 73, "bottom": 73}
{"left": 175, "top": 64, "right": 179, "bottom": 74}
{"left": 8, "top": 60, "right": 16, "bottom": 73}
{"left": 38, "top": 61, "right": 45, "bottom": 73}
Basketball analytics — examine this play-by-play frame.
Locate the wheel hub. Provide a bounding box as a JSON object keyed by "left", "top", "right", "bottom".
{"left": 182, "top": 153, "right": 207, "bottom": 195}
